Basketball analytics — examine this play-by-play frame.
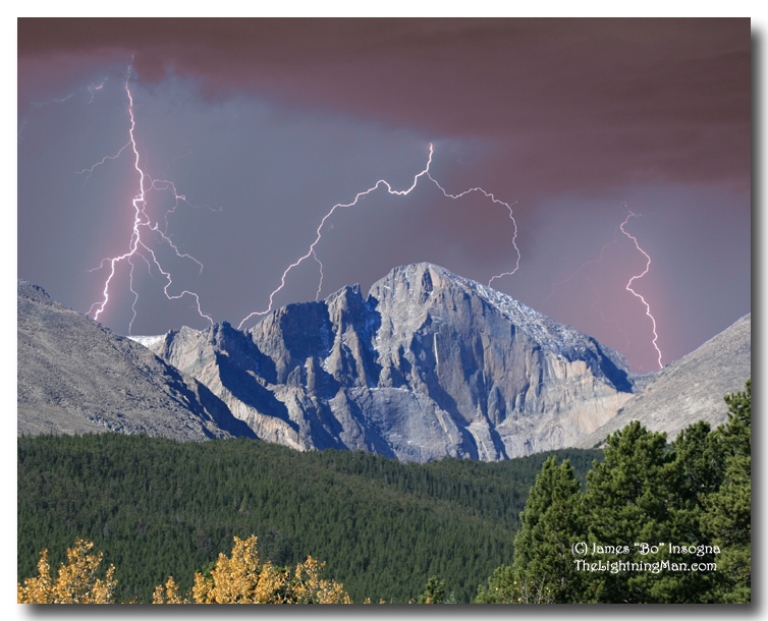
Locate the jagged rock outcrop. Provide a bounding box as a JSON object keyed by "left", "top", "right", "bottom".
{"left": 574, "top": 313, "right": 751, "bottom": 448}
{"left": 19, "top": 266, "right": 749, "bottom": 462}
{"left": 17, "top": 280, "right": 254, "bottom": 441}
{"left": 147, "top": 263, "right": 635, "bottom": 461}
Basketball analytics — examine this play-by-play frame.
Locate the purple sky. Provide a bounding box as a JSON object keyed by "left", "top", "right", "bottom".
{"left": 17, "top": 18, "right": 751, "bottom": 375}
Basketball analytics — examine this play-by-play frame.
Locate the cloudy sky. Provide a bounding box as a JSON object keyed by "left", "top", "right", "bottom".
{"left": 17, "top": 18, "right": 750, "bottom": 375}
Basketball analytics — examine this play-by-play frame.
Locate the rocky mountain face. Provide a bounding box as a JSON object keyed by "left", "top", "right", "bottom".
{"left": 146, "top": 263, "right": 635, "bottom": 461}
{"left": 20, "top": 265, "right": 748, "bottom": 462}
{"left": 17, "top": 280, "right": 254, "bottom": 441}
{"left": 574, "top": 313, "right": 751, "bottom": 449}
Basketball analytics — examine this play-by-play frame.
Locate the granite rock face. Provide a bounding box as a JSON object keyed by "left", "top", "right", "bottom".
{"left": 20, "top": 266, "right": 749, "bottom": 461}
{"left": 17, "top": 280, "right": 254, "bottom": 441}
{"left": 147, "top": 263, "right": 636, "bottom": 461}
{"left": 574, "top": 313, "right": 751, "bottom": 449}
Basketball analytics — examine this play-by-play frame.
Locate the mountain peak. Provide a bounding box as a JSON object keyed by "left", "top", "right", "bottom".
{"left": 369, "top": 263, "right": 631, "bottom": 383}
{"left": 369, "top": 262, "right": 471, "bottom": 297}
{"left": 18, "top": 269, "right": 750, "bottom": 463}
{"left": 145, "top": 261, "right": 637, "bottom": 460}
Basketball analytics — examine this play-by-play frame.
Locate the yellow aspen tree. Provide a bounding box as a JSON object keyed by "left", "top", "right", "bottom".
{"left": 151, "top": 576, "right": 187, "bottom": 604}
{"left": 291, "top": 556, "right": 352, "bottom": 604}
{"left": 253, "top": 562, "right": 290, "bottom": 603}
{"left": 192, "top": 535, "right": 266, "bottom": 603}
{"left": 17, "top": 549, "right": 53, "bottom": 604}
{"left": 186, "top": 535, "right": 351, "bottom": 604}
{"left": 18, "top": 539, "right": 117, "bottom": 604}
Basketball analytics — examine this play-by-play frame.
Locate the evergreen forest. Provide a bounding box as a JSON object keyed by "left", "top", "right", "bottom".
{"left": 18, "top": 430, "right": 599, "bottom": 603}
{"left": 18, "top": 381, "right": 750, "bottom": 604}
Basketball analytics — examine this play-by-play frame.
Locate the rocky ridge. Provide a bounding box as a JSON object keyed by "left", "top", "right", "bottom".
{"left": 17, "top": 280, "right": 254, "bottom": 441}
{"left": 574, "top": 313, "right": 751, "bottom": 448}
{"left": 19, "top": 264, "right": 749, "bottom": 462}
{"left": 145, "top": 263, "right": 635, "bottom": 461}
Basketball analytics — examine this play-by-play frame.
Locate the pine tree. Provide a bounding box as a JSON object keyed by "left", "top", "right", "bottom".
{"left": 475, "top": 564, "right": 516, "bottom": 604}
{"left": 477, "top": 457, "right": 584, "bottom": 603}
{"left": 417, "top": 575, "right": 446, "bottom": 604}
{"left": 582, "top": 422, "right": 675, "bottom": 602}
{"left": 700, "top": 379, "right": 751, "bottom": 603}
{"left": 657, "top": 420, "right": 724, "bottom": 602}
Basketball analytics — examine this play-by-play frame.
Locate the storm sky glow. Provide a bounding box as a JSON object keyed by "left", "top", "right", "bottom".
{"left": 17, "top": 18, "right": 751, "bottom": 375}
{"left": 235, "top": 142, "right": 521, "bottom": 330}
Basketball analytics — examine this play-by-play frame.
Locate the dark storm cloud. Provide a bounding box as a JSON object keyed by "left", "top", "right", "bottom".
{"left": 17, "top": 18, "right": 751, "bottom": 375}
{"left": 19, "top": 18, "right": 750, "bottom": 196}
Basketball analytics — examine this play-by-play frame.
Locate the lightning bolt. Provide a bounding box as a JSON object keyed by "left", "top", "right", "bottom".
{"left": 86, "top": 64, "right": 213, "bottom": 334}
{"left": 426, "top": 173, "right": 520, "bottom": 288}
{"left": 620, "top": 211, "right": 663, "bottom": 369}
{"left": 237, "top": 143, "right": 519, "bottom": 329}
{"left": 542, "top": 211, "right": 667, "bottom": 368}
{"left": 86, "top": 77, "right": 108, "bottom": 103}
{"left": 30, "top": 77, "right": 108, "bottom": 109}
{"left": 76, "top": 142, "right": 131, "bottom": 186}
{"left": 21, "top": 76, "right": 109, "bottom": 144}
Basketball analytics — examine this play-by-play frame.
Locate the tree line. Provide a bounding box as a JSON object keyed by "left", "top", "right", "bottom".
{"left": 18, "top": 380, "right": 749, "bottom": 604}
{"left": 18, "top": 426, "right": 599, "bottom": 603}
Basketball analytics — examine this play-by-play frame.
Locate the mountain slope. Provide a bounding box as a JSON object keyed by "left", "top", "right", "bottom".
{"left": 574, "top": 313, "right": 751, "bottom": 448}
{"left": 17, "top": 280, "right": 254, "bottom": 440}
{"left": 148, "top": 263, "right": 635, "bottom": 461}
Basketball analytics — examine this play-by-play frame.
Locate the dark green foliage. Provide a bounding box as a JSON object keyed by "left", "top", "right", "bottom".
{"left": 475, "top": 564, "right": 516, "bottom": 603}
{"left": 17, "top": 432, "right": 599, "bottom": 604}
{"left": 700, "top": 379, "right": 751, "bottom": 603}
{"left": 658, "top": 420, "right": 725, "bottom": 602}
{"left": 582, "top": 421, "right": 677, "bottom": 602}
{"left": 417, "top": 575, "right": 446, "bottom": 604}
{"left": 512, "top": 457, "right": 586, "bottom": 603}
{"left": 477, "top": 458, "right": 586, "bottom": 603}
{"left": 478, "top": 379, "right": 751, "bottom": 604}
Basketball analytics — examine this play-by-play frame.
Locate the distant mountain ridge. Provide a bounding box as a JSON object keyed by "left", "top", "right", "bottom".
{"left": 17, "top": 279, "right": 254, "bottom": 440}
{"left": 17, "top": 265, "right": 750, "bottom": 462}
{"left": 575, "top": 313, "right": 751, "bottom": 448}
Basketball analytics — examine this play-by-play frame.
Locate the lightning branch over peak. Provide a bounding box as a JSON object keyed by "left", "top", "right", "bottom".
{"left": 237, "top": 143, "right": 520, "bottom": 329}
{"left": 540, "top": 210, "right": 664, "bottom": 371}
{"left": 86, "top": 64, "right": 213, "bottom": 334}
{"left": 620, "top": 210, "right": 664, "bottom": 369}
